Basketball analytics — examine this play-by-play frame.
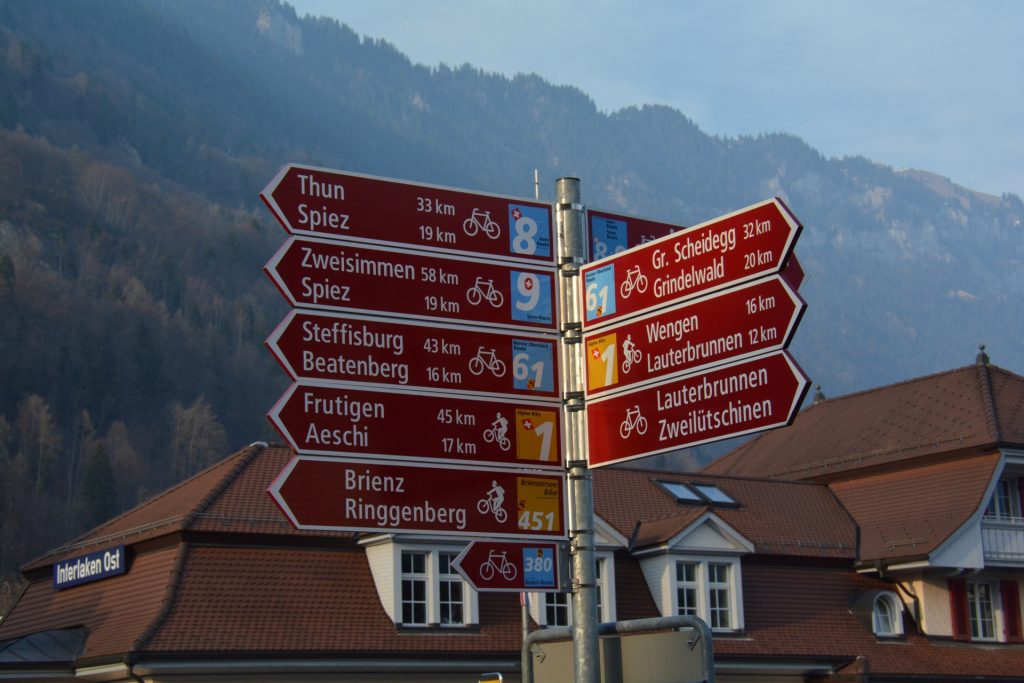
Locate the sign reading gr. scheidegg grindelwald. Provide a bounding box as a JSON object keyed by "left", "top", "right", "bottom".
{"left": 53, "top": 545, "right": 126, "bottom": 590}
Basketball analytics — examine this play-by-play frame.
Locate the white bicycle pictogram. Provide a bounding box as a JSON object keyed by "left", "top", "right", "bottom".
{"left": 619, "top": 265, "right": 649, "bottom": 299}
{"left": 467, "top": 277, "right": 505, "bottom": 308}
{"left": 463, "top": 208, "right": 501, "bottom": 239}
{"left": 483, "top": 425, "right": 511, "bottom": 452}
{"left": 619, "top": 405, "right": 648, "bottom": 439}
{"left": 479, "top": 550, "right": 517, "bottom": 581}
{"left": 469, "top": 347, "right": 507, "bottom": 377}
{"left": 477, "top": 482, "right": 508, "bottom": 523}
{"left": 621, "top": 337, "right": 642, "bottom": 374}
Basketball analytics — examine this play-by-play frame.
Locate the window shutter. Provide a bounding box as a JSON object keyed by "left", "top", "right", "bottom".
{"left": 948, "top": 578, "right": 970, "bottom": 641}
{"left": 1002, "top": 580, "right": 1023, "bottom": 643}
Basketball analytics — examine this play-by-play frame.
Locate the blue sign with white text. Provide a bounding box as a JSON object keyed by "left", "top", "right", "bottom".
{"left": 522, "top": 546, "right": 556, "bottom": 588}
{"left": 591, "top": 215, "right": 628, "bottom": 260}
{"left": 510, "top": 271, "right": 553, "bottom": 325}
{"left": 53, "top": 545, "right": 126, "bottom": 590}
{"left": 508, "top": 204, "right": 552, "bottom": 258}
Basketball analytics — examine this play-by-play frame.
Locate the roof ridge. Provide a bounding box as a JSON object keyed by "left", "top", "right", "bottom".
{"left": 130, "top": 541, "right": 188, "bottom": 654}
{"left": 800, "top": 364, "right": 981, "bottom": 408}
{"left": 975, "top": 362, "right": 1002, "bottom": 443}
{"left": 180, "top": 443, "right": 266, "bottom": 529}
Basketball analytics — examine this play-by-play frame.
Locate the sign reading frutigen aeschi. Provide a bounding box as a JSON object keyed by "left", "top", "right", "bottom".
{"left": 269, "top": 382, "right": 562, "bottom": 469}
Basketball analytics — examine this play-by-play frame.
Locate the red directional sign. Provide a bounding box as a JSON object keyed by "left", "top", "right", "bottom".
{"left": 781, "top": 254, "right": 805, "bottom": 291}
{"left": 580, "top": 198, "right": 802, "bottom": 330}
{"left": 260, "top": 164, "right": 556, "bottom": 265}
{"left": 269, "top": 456, "right": 568, "bottom": 539}
{"left": 452, "top": 541, "right": 565, "bottom": 592}
{"left": 587, "top": 208, "right": 681, "bottom": 261}
{"left": 585, "top": 351, "right": 809, "bottom": 468}
{"left": 267, "top": 310, "right": 560, "bottom": 401}
{"left": 583, "top": 276, "right": 805, "bottom": 397}
{"left": 265, "top": 236, "right": 557, "bottom": 332}
{"left": 269, "top": 382, "right": 563, "bottom": 468}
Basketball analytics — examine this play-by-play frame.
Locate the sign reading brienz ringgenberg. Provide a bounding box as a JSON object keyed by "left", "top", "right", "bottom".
{"left": 260, "top": 164, "right": 555, "bottom": 265}
{"left": 266, "top": 310, "right": 560, "bottom": 401}
{"left": 585, "top": 351, "right": 809, "bottom": 468}
{"left": 587, "top": 208, "right": 681, "bottom": 262}
{"left": 452, "top": 540, "right": 563, "bottom": 592}
{"left": 269, "top": 382, "right": 562, "bottom": 469}
{"left": 269, "top": 456, "right": 567, "bottom": 539}
{"left": 53, "top": 545, "right": 126, "bottom": 590}
{"left": 580, "top": 198, "right": 801, "bottom": 330}
{"left": 265, "top": 236, "right": 557, "bottom": 332}
{"left": 583, "top": 276, "right": 804, "bottom": 397}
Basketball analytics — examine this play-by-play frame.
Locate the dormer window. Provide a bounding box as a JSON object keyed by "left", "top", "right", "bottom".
{"left": 872, "top": 592, "right": 904, "bottom": 637}
{"left": 985, "top": 479, "right": 1019, "bottom": 520}
{"left": 672, "top": 557, "right": 742, "bottom": 632}
{"left": 362, "top": 538, "right": 479, "bottom": 628}
{"left": 849, "top": 589, "right": 905, "bottom": 638}
{"left": 535, "top": 553, "right": 615, "bottom": 627}
{"left": 400, "top": 549, "right": 467, "bottom": 626}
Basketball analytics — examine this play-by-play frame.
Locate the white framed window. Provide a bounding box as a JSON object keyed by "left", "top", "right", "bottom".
{"left": 872, "top": 591, "right": 904, "bottom": 637}
{"left": 438, "top": 551, "right": 465, "bottom": 625}
{"left": 676, "top": 561, "right": 698, "bottom": 617}
{"left": 985, "top": 479, "right": 1017, "bottom": 519}
{"left": 400, "top": 551, "right": 428, "bottom": 625}
{"left": 397, "top": 548, "right": 473, "bottom": 627}
{"left": 707, "top": 563, "right": 731, "bottom": 630}
{"left": 968, "top": 581, "right": 997, "bottom": 641}
{"left": 545, "top": 592, "right": 570, "bottom": 626}
{"left": 535, "top": 553, "right": 615, "bottom": 627}
{"left": 671, "top": 557, "right": 743, "bottom": 632}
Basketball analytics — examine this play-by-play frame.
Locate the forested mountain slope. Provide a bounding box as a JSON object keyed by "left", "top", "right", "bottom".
{"left": 0, "top": 0, "right": 1021, "bottom": 604}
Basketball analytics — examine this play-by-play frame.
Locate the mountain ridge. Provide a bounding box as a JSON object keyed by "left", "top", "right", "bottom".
{"left": 0, "top": 0, "right": 1020, "bottom": 598}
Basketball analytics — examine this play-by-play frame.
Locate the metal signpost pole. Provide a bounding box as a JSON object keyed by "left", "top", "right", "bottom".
{"left": 555, "top": 177, "right": 599, "bottom": 683}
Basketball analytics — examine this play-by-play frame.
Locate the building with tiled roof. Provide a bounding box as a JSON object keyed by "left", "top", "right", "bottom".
{"left": 2, "top": 356, "right": 1024, "bottom": 681}
{"left": 704, "top": 353, "right": 1024, "bottom": 662}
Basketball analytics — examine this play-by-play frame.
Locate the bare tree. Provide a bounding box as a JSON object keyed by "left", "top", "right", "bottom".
{"left": 14, "top": 394, "right": 60, "bottom": 492}
{"left": 169, "top": 396, "right": 228, "bottom": 479}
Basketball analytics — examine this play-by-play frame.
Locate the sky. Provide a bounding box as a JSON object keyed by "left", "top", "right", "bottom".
{"left": 288, "top": 0, "right": 1024, "bottom": 199}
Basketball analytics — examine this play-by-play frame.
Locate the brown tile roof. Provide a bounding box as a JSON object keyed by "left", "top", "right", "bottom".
{"left": 829, "top": 452, "right": 1000, "bottom": 563}
{"left": 0, "top": 544, "right": 182, "bottom": 660}
{"left": 144, "top": 546, "right": 523, "bottom": 656}
{"left": 593, "top": 468, "right": 857, "bottom": 558}
{"left": 703, "top": 363, "right": 1023, "bottom": 482}
{"left": 3, "top": 434, "right": 1022, "bottom": 679}
{"left": 2, "top": 444, "right": 527, "bottom": 661}
{"left": 721, "top": 561, "right": 1024, "bottom": 678}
